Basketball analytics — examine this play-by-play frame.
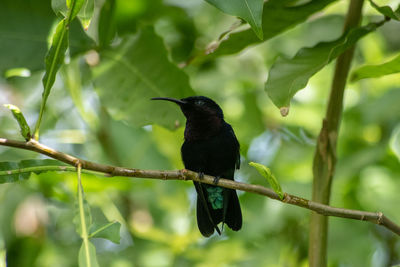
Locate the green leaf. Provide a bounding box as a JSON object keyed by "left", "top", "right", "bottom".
{"left": 0, "top": 0, "right": 55, "bottom": 75}
{"left": 67, "top": 0, "right": 85, "bottom": 22}
{"left": 368, "top": 0, "right": 400, "bottom": 21}
{"left": 0, "top": 159, "right": 65, "bottom": 184}
{"left": 206, "top": 0, "right": 264, "bottom": 40}
{"left": 61, "top": 59, "right": 98, "bottom": 127}
{"left": 53, "top": 0, "right": 90, "bottom": 27}
{"left": 3, "top": 104, "right": 31, "bottom": 140}
{"left": 35, "top": 19, "right": 69, "bottom": 138}
{"left": 390, "top": 125, "right": 400, "bottom": 162}
{"left": 69, "top": 19, "right": 96, "bottom": 57}
{"left": 36, "top": 0, "right": 92, "bottom": 137}
{"left": 42, "top": 19, "right": 69, "bottom": 92}
{"left": 265, "top": 22, "right": 382, "bottom": 111}
{"left": 98, "top": 0, "right": 116, "bottom": 49}
{"left": 89, "top": 221, "right": 121, "bottom": 244}
{"left": 78, "top": 240, "right": 99, "bottom": 267}
{"left": 92, "top": 26, "right": 195, "bottom": 129}
{"left": 249, "top": 162, "right": 284, "bottom": 200}
{"left": 51, "top": 0, "right": 68, "bottom": 17}
{"left": 77, "top": 0, "right": 94, "bottom": 30}
{"left": 351, "top": 53, "right": 400, "bottom": 81}
{"left": 195, "top": 0, "right": 337, "bottom": 61}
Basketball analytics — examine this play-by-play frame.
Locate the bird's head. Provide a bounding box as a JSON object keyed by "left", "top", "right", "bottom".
{"left": 151, "top": 96, "right": 224, "bottom": 121}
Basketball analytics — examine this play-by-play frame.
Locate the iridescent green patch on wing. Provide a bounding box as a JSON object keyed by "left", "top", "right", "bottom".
{"left": 206, "top": 186, "right": 224, "bottom": 209}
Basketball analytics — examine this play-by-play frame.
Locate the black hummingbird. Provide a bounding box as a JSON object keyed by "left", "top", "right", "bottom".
{"left": 151, "top": 96, "right": 242, "bottom": 237}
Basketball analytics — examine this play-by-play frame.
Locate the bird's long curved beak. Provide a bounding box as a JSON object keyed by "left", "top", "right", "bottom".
{"left": 151, "top": 97, "right": 186, "bottom": 105}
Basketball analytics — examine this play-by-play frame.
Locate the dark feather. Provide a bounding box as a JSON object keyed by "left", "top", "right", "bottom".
{"left": 194, "top": 182, "right": 221, "bottom": 236}
{"left": 225, "top": 189, "right": 242, "bottom": 231}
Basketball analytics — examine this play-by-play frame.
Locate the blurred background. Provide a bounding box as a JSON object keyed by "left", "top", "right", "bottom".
{"left": 1, "top": 0, "right": 400, "bottom": 266}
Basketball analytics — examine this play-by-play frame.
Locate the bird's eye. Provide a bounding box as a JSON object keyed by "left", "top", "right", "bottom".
{"left": 195, "top": 100, "right": 204, "bottom": 106}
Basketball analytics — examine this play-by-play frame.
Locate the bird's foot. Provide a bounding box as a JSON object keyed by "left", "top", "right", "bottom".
{"left": 213, "top": 176, "right": 221, "bottom": 185}
{"left": 198, "top": 172, "right": 204, "bottom": 180}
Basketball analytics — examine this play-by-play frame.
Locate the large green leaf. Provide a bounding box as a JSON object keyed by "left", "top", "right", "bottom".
{"left": 368, "top": 0, "right": 400, "bottom": 21}
{"left": 0, "top": 159, "right": 65, "bottom": 183}
{"left": 265, "top": 22, "right": 382, "bottom": 112}
{"left": 351, "top": 53, "right": 400, "bottom": 81}
{"left": 92, "top": 27, "right": 195, "bottom": 129}
{"left": 0, "top": 0, "right": 55, "bottom": 75}
{"left": 0, "top": 0, "right": 93, "bottom": 76}
{"left": 195, "top": 0, "right": 337, "bottom": 61}
{"left": 206, "top": 0, "right": 264, "bottom": 40}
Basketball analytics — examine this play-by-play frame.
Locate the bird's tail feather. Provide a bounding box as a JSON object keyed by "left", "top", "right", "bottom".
{"left": 195, "top": 182, "right": 242, "bottom": 236}
{"left": 195, "top": 182, "right": 221, "bottom": 237}
{"left": 224, "top": 189, "right": 242, "bottom": 231}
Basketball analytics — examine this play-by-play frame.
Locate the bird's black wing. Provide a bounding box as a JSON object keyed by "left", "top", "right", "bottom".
{"left": 226, "top": 124, "right": 241, "bottom": 170}
{"left": 221, "top": 123, "right": 242, "bottom": 231}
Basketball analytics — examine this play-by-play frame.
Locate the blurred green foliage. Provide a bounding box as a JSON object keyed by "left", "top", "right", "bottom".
{"left": 0, "top": 0, "right": 400, "bottom": 266}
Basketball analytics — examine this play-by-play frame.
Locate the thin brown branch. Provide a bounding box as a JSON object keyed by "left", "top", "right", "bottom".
{"left": 1, "top": 137, "right": 400, "bottom": 236}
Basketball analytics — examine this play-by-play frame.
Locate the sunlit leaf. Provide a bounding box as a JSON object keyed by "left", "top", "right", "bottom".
{"left": 92, "top": 26, "right": 195, "bottom": 129}
{"left": 67, "top": 0, "right": 85, "bottom": 22}
{"left": 249, "top": 162, "right": 284, "bottom": 200}
{"left": 78, "top": 240, "right": 99, "bottom": 267}
{"left": 351, "top": 53, "right": 400, "bottom": 81}
{"left": 3, "top": 104, "right": 31, "bottom": 140}
{"left": 206, "top": 0, "right": 264, "bottom": 39}
{"left": 265, "top": 22, "right": 382, "bottom": 111}
{"left": 89, "top": 221, "right": 121, "bottom": 244}
{"left": 195, "top": 0, "right": 337, "bottom": 61}
{"left": 0, "top": 159, "right": 65, "bottom": 184}
{"left": 77, "top": 0, "right": 94, "bottom": 30}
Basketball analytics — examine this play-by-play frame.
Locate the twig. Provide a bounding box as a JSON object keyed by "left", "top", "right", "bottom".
{"left": 1, "top": 137, "right": 400, "bottom": 236}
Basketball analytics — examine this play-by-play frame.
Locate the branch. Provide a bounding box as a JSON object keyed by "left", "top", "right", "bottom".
{"left": 309, "top": 0, "right": 365, "bottom": 266}
{"left": 1, "top": 137, "right": 400, "bottom": 236}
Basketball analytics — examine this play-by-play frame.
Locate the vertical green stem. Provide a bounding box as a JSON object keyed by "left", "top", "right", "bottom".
{"left": 308, "top": 0, "right": 364, "bottom": 266}
{"left": 77, "top": 164, "right": 91, "bottom": 267}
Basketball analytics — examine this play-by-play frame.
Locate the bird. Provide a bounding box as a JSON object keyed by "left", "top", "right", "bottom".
{"left": 151, "top": 96, "right": 242, "bottom": 237}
